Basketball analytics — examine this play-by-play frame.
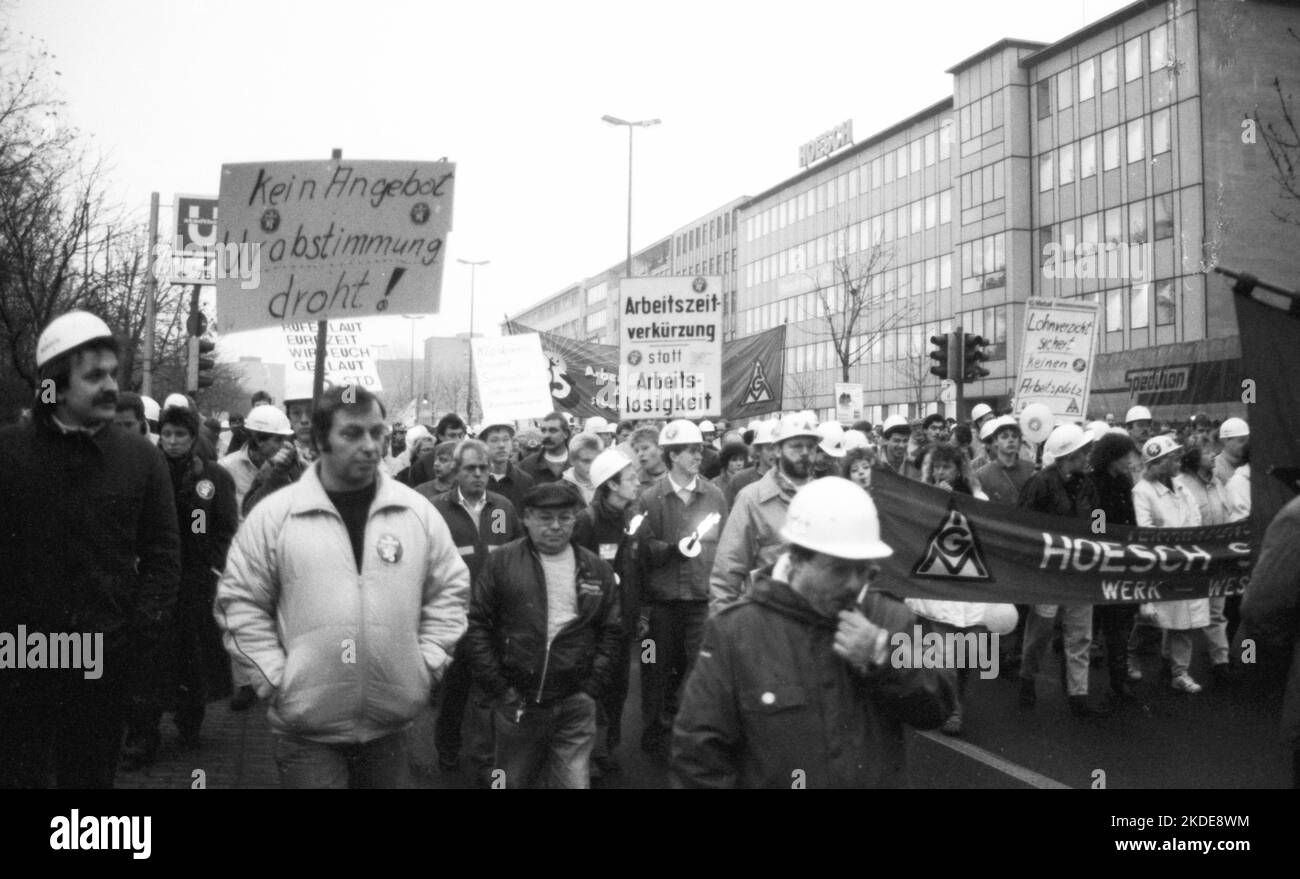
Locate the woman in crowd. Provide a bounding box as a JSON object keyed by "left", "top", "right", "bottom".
{"left": 711, "top": 440, "right": 750, "bottom": 498}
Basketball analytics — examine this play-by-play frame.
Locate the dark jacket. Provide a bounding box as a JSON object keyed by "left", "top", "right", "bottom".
{"left": 0, "top": 418, "right": 180, "bottom": 701}
{"left": 1018, "top": 465, "right": 1098, "bottom": 519}
{"left": 670, "top": 569, "right": 956, "bottom": 789}
{"left": 724, "top": 465, "right": 764, "bottom": 508}
{"left": 430, "top": 489, "right": 522, "bottom": 585}
{"left": 486, "top": 464, "right": 534, "bottom": 514}
{"left": 519, "top": 450, "right": 566, "bottom": 485}
{"left": 573, "top": 495, "right": 643, "bottom": 626}
{"left": 1091, "top": 468, "right": 1137, "bottom": 527}
{"left": 242, "top": 456, "right": 305, "bottom": 516}
{"left": 1241, "top": 495, "right": 1300, "bottom": 748}
{"left": 465, "top": 537, "right": 622, "bottom": 705}
{"left": 700, "top": 446, "right": 722, "bottom": 481}
{"left": 638, "top": 474, "right": 728, "bottom": 603}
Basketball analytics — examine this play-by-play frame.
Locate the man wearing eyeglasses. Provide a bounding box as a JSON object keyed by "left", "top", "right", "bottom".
{"left": 464, "top": 482, "right": 623, "bottom": 788}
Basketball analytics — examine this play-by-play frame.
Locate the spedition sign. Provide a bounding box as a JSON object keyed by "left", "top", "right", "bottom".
{"left": 619, "top": 276, "right": 722, "bottom": 417}
{"left": 870, "top": 469, "right": 1252, "bottom": 604}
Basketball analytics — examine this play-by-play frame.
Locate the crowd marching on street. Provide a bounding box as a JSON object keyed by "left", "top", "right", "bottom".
{"left": 2, "top": 309, "right": 1298, "bottom": 790}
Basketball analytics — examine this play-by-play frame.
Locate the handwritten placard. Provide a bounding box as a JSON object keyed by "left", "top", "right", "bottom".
{"left": 282, "top": 320, "right": 383, "bottom": 397}
{"left": 472, "top": 334, "right": 554, "bottom": 425}
{"left": 215, "top": 159, "right": 454, "bottom": 332}
{"left": 1013, "top": 298, "right": 1100, "bottom": 420}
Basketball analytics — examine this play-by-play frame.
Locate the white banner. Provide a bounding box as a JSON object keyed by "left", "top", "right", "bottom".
{"left": 472, "top": 334, "right": 554, "bottom": 424}
{"left": 618, "top": 276, "right": 722, "bottom": 418}
{"left": 834, "top": 382, "right": 863, "bottom": 424}
{"left": 1013, "top": 297, "right": 1100, "bottom": 420}
{"left": 282, "top": 320, "right": 383, "bottom": 397}
{"left": 216, "top": 159, "right": 455, "bottom": 332}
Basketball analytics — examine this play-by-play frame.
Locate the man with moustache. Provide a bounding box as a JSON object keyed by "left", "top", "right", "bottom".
{"left": 709, "top": 412, "right": 819, "bottom": 614}
{"left": 520, "top": 412, "right": 571, "bottom": 485}
{"left": 0, "top": 311, "right": 180, "bottom": 788}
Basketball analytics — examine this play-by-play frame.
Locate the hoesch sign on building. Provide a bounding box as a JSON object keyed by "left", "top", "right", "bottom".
{"left": 798, "top": 120, "right": 853, "bottom": 168}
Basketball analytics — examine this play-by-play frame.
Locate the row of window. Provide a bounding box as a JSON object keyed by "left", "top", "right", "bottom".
{"left": 1075, "top": 279, "right": 1178, "bottom": 333}
{"left": 1041, "top": 193, "right": 1178, "bottom": 262}
{"left": 1037, "top": 22, "right": 1172, "bottom": 117}
{"left": 678, "top": 249, "right": 735, "bottom": 278}
{"left": 517, "top": 288, "right": 580, "bottom": 326}
{"left": 744, "top": 125, "right": 954, "bottom": 243}
{"left": 744, "top": 191, "right": 953, "bottom": 290}
{"left": 1038, "top": 110, "right": 1172, "bottom": 191}
{"left": 676, "top": 211, "right": 734, "bottom": 257}
{"left": 960, "top": 233, "right": 1006, "bottom": 295}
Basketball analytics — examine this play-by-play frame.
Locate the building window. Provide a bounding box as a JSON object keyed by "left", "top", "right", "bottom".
{"left": 1129, "top": 201, "right": 1148, "bottom": 243}
{"left": 939, "top": 121, "right": 953, "bottom": 160}
{"left": 924, "top": 132, "right": 937, "bottom": 166}
{"left": 910, "top": 140, "right": 922, "bottom": 174}
{"left": 585, "top": 310, "right": 607, "bottom": 333}
{"left": 838, "top": 174, "right": 849, "bottom": 204}
{"left": 1057, "top": 68, "right": 1073, "bottom": 108}
{"left": 883, "top": 151, "right": 895, "bottom": 181}
{"left": 961, "top": 233, "right": 1006, "bottom": 294}
{"left": 925, "top": 194, "right": 937, "bottom": 228}
{"left": 1125, "top": 36, "right": 1142, "bottom": 82}
{"left": 910, "top": 201, "right": 923, "bottom": 234}
{"left": 1107, "top": 289, "right": 1123, "bottom": 331}
{"left": 940, "top": 190, "right": 952, "bottom": 224}
{"left": 1079, "top": 57, "right": 1096, "bottom": 101}
{"left": 1127, "top": 118, "right": 1145, "bottom": 163}
{"left": 1154, "top": 193, "right": 1174, "bottom": 239}
{"left": 940, "top": 255, "right": 952, "bottom": 289}
{"left": 1059, "top": 144, "right": 1074, "bottom": 184}
{"left": 848, "top": 167, "right": 859, "bottom": 196}
{"left": 1037, "top": 79, "right": 1052, "bottom": 119}
{"left": 1153, "top": 108, "right": 1171, "bottom": 154}
{"left": 871, "top": 157, "right": 883, "bottom": 188}
{"left": 1130, "top": 283, "right": 1150, "bottom": 329}
{"left": 896, "top": 145, "right": 908, "bottom": 179}
{"left": 1081, "top": 135, "right": 1097, "bottom": 177}
{"left": 925, "top": 258, "right": 937, "bottom": 292}
{"left": 1101, "top": 47, "right": 1118, "bottom": 92}
{"left": 1103, "top": 127, "right": 1120, "bottom": 170}
{"left": 1104, "top": 206, "right": 1122, "bottom": 244}
{"left": 1150, "top": 24, "right": 1168, "bottom": 70}
{"left": 1039, "top": 153, "right": 1054, "bottom": 192}
{"left": 1155, "top": 280, "right": 1176, "bottom": 326}
{"left": 1082, "top": 213, "right": 1099, "bottom": 245}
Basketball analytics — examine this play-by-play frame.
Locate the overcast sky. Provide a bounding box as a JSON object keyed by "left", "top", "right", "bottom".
{"left": 13, "top": 0, "right": 1132, "bottom": 361}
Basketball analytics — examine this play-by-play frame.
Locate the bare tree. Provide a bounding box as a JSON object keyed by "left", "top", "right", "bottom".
{"left": 784, "top": 369, "right": 819, "bottom": 411}
{"left": 1254, "top": 27, "right": 1300, "bottom": 226}
{"left": 892, "top": 345, "right": 943, "bottom": 415}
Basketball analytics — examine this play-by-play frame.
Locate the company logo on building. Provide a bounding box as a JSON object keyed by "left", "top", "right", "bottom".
{"left": 798, "top": 119, "right": 854, "bottom": 169}
{"left": 912, "top": 507, "right": 992, "bottom": 580}
{"left": 1125, "top": 364, "right": 1190, "bottom": 397}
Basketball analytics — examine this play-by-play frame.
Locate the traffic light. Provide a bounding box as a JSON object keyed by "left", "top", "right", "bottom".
{"left": 186, "top": 284, "right": 216, "bottom": 391}
{"left": 963, "top": 334, "right": 991, "bottom": 382}
{"left": 195, "top": 338, "right": 216, "bottom": 388}
{"left": 928, "top": 333, "right": 951, "bottom": 380}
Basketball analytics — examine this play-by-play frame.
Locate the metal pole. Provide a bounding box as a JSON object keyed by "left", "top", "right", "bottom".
{"left": 312, "top": 149, "right": 342, "bottom": 407}
{"left": 410, "top": 318, "right": 416, "bottom": 423}
{"left": 625, "top": 126, "right": 634, "bottom": 278}
{"left": 142, "top": 192, "right": 159, "bottom": 397}
{"left": 467, "top": 264, "right": 475, "bottom": 420}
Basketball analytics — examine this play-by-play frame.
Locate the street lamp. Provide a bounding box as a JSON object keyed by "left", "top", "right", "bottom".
{"left": 401, "top": 315, "right": 420, "bottom": 424}
{"left": 457, "top": 258, "right": 489, "bottom": 422}
{"left": 602, "top": 115, "right": 661, "bottom": 278}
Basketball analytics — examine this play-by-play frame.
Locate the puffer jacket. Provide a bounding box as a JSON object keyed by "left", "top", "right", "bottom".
{"left": 638, "top": 475, "right": 728, "bottom": 603}
{"left": 464, "top": 537, "right": 623, "bottom": 705}
{"left": 671, "top": 568, "right": 957, "bottom": 789}
{"left": 215, "top": 464, "right": 469, "bottom": 744}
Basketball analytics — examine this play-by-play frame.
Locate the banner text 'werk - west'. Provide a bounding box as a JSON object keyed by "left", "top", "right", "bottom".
{"left": 619, "top": 276, "right": 722, "bottom": 418}
{"left": 216, "top": 160, "right": 454, "bottom": 332}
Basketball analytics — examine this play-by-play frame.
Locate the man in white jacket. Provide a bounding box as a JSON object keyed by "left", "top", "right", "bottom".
{"left": 216, "top": 385, "right": 470, "bottom": 788}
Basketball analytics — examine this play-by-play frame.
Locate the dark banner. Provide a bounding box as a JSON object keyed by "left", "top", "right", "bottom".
{"left": 722, "top": 325, "right": 786, "bottom": 422}
{"left": 1229, "top": 279, "right": 1300, "bottom": 545}
{"left": 870, "top": 469, "right": 1252, "bottom": 605}
{"left": 506, "top": 320, "right": 619, "bottom": 420}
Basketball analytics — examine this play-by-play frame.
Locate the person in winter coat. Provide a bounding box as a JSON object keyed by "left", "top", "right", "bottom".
{"left": 464, "top": 482, "right": 623, "bottom": 789}
{"left": 121, "top": 404, "right": 238, "bottom": 768}
{"left": 1173, "top": 437, "right": 1233, "bottom": 683}
{"left": 0, "top": 311, "right": 180, "bottom": 788}
{"left": 671, "top": 478, "right": 956, "bottom": 788}
{"left": 216, "top": 386, "right": 469, "bottom": 788}
{"left": 1088, "top": 430, "right": 1143, "bottom": 702}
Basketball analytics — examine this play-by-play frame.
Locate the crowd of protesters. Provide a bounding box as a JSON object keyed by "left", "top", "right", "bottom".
{"left": 2, "top": 309, "right": 1297, "bottom": 790}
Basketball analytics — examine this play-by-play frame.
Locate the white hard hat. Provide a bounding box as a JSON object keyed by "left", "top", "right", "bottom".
{"left": 584, "top": 415, "right": 613, "bottom": 435}
{"left": 698, "top": 419, "right": 716, "bottom": 433}
{"left": 479, "top": 420, "right": 515, "bottom": 437}
{"left": 244, "top": 403, "right": 294, "bottom": 436}
{"left": 659, "top": 419, "right": 704, "bottom": 446}
{"left": 1125, "top": 405, "right": 1153, "bottom": 424}
{"left": 141, "top": 396, "right": 161, "bottom": 423}
{"left": 980, "top": 415, "right": 1020, "bottom": 442}
{"left": 881, "top": 414, "right": 911, "bottom": 437}
{"left": 817, "top": 421, "right": 847, "bottom": 458}
{"left": 774, "top": 411, "right": 820, "bottom": 443}
{"left": 843, "top": 429, "right": 871, "bottom": 452}
{"left": 1141, "top": 435, "right": 1182, "bottom": 464}
{"left": 1218, "top": 417, "right": 1249, "bottom": 439}
{"left": 971, "top": 403, "right": 993, "bottom": 423}
{"left": 35, "top": 311, "right": 115, "bottom": 369}
{"left": 1085, "top": 420, "right": 1114, "bottom": 440}
{"left": 590, "top": 447, "right": 633, "bottom": 489}
{"left": 780, "top": 477, "right": 893, "bottom": 560}
{"left": 752, "top": 420, "right": 777, "bottom": 445}
{"left": 164, "top": 393, "right": 191, "bottom": 411}
{"left": 1043, "top": 423, "right": 1094, "bottom": 460}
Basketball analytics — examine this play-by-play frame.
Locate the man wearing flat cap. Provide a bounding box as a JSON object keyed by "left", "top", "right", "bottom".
{"left": 464, "top": 481, "right": 623, "bottom": 788}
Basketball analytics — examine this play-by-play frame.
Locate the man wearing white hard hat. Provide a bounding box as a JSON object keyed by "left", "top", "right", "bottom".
{"left": 697, "top": 420, "right": 723, "bottom": 480}
{"left": 974, "top": 416, "right": 1036, "bottom": 507}
{"left": 583, "top": 416, "right": 615, "bottom": 449}
{"left": 814, "top": 421, "right": 847, "bottom": 478}
{"left": 0, "top": 311, "right": 181, "bottom": 787}
{"left": 1213, "top": 417, "right": 1250, "bottom": 489}
{"left": 1016, "top": 423, "right": 1111, "bottom": 717}
{"left": 710, "top": 412, "right": 818, "bottom": 614}
{"left": 636, "top": 420, "right": 729, "bottom": 759}
{"left": 970, "top": 403, "right": 995, "bottom": 435}
{"left": 876, "top": 414, "right": 922, "bottom": 480}
{"left": 672, "top": 477, "right": 956, "bottom": 788}
{"left": 723, "top": 418, "right": 778, "bottom": 506}
{"left": 1125, "top": 405, "right": 1154, "bottom": 445}
{"left": 573, "top": 447, "right": 645, "bottom": 774}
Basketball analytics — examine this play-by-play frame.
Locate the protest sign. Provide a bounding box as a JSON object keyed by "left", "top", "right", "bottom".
{"left": 216, "top": 159, "right": 455, "bottom": 332}
{"left": 619, "top": 276, "right": 722, "bottom": 418}
{"left": 282, "top": 320, "right": 382, "bottom": 392}
{"left": 472, "top": 334, "right": 554, "bottom": 425}
{"left": 834, "top": 383, "right": 863, "bottom": 424}
{"left": 1013, "top": 297, "right": 1099, "bottom": 419}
